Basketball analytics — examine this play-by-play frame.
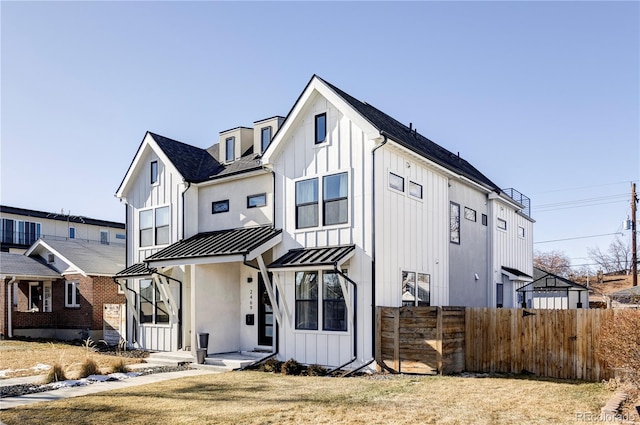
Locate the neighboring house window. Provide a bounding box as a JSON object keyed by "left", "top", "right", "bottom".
{"left": 261, "top": 126, "right": 272, "bottom": 152}
{"left": 116, "top": 233, "right": 126, "bottom": 240}
{"left": 497, "top": 218, "right": 507, "bottom": 231}
{"left": 296, "top": 178, "right": 319, "bottom": 229}
{"left": 212, "top": 200, "right": 230, "bottom": 214}
{"left": 323, "top": 271, "right": 347, "bottom": 331}
{"left": 247, "top": 193, "right": 267, "bottom": 208}
{"left": 140, "top": 207, "right": 170, "bottom": 247}
{"left": 315, "top": 113, "right": 326, "bottom": 144}
{"left": 389, "top": 173, "right": 404, "bottom": 192}
{"left": 47, "top": 254, "right": 55, "bottom": 263}
{"left": 464, "top": 207, "right": 476, "bottom": 222}
{"left": 518, "top": 226, "right": 525, "bottom": 238}
{"left": 0, "top": 219, "right": 13, "bottom": 244}
{"left": 155, "top": 207, "right": 170, "bottom": 245}
{"left": 409, "top": 181, "right": 423, "bottom": 199}
{"left": 225, "top": 137, "right": 235, "bottom": 162}
{"left": 150, "top": 160, "right": 158, "bottom": 184}
{"left": 69, "top": 227, "right": 75, "bottom": 239}
{"left": 43, "top": 282, "right": 52, "bottom": 313}
{"left": 65, "top": 281, "right": 80, "bottom": 308}
{"left": 100, "top": 231, "right": 109, "bottom": 245}
{"left": 496, "top": 283, "right": 504, "bottom": 308}
{"left": 139, "top": 279, "right": 169, "bottom": 324}
{"left": 323, "top": 173, "right": 348, "bottom": 226}
{"left": 402, "top": 271, "right": 430, "bottom": 307}
{"left": 450, "top": 202, "right": 460, "bottom": 244}
{"left": 29, "top": 282, "right": 41, "bottom": 311}
{"left": 1, "top": 219, "right": 40, "bottom": 245}
{"left": 482, "top": 214, "right": 488, "bottom": 226}
{"left": 295, "top": 271, "right": 318, "bottom": 330}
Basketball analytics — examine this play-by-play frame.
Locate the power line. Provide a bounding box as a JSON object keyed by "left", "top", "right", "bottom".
{"left": 533, "top": 199, "right": 627, "bottom": 213}
{"left": 535, "top": 194, "right": 628, "bottom": 209}
{"left": 534, "top": 232, "right": 623, "bottom": 244}
{"left": 530, "top": 180, "right": 639, "bottom": 195}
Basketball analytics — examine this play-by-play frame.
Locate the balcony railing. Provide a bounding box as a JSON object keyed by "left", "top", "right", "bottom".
{"left": 0, "top": 232, "right": 125, "bottom": 246}
{"left": 502, "top": 188, "right": 531, "bottom": 218}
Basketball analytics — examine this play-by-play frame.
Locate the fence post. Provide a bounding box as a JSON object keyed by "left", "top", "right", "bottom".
{"left": 393, "top": 308, "right": 400, "bottom": 373}
{"left": 436, "top": 306, "right": 443, "bottom": 374}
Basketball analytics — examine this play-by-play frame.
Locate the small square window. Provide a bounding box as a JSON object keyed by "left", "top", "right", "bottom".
{"left": 389, "top": 173, "right": 404, "bottom": 192}
{"left": 497, "top": 218, "right": 507, "bottom": 230}
{"left": 464, "top": 207, "right": 476, "bottom": 222}
{"left": 212, "top": 200, "right": 230, "bottom": 214}
{"left": 518, "top": 226, "right": 525, "bottom": 238}
{"left": 247, "top": 193, "right": 267, "bottom": 208}
{"left": 315, "top": 113, "right": 326, "bottom": 144}
{"left": 482, "top": 214, "right": 488, "bottom": 226}
{"left": 150, "top": 161, "right": 158, "bottom": 184}
{"left": 47, "top": 253, "right": 55, "bottom": 263}
{"left": 225, "top": 137, "right": 235, "bottom": 162}
{"left": 409, "top": 181, "right": 423, "bottom": 199}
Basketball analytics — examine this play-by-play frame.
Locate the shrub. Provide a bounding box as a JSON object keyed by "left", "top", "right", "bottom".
{"left": 596, "top": 310, "right": 640, "bottom": 387}
{"left": 281, "top": 358, "right": 302, "bottom": 376}
{"left": 42, "top": 363, "right": 67, "bottom": 384}
{"left": 262, "top": 358, "right": 282, "bottom": 373}
{"left": 307, "top": 364, "right": 327, "bottom": 376}
{"left": 78, "top": 358, "right": 101, "bottom": 378}
{"left": 110, "top": 358, "right": 130, "bottom": 374}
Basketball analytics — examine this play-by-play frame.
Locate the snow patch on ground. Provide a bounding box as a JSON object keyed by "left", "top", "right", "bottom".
{"left": 32, "top": 364, "right": 51, "bottom": 372}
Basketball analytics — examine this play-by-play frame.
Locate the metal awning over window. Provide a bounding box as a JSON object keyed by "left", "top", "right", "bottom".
{"left": 144, "top": 226, "right": 282, "bottom": 268}
{"left": 268, "top": 245, "right": 355, "bottom": 271}
{"left": 114, "top": 263, "right": 157, "bottom": 278}
{"left": 501, "top": 266, "right": 533, "bottom": 282}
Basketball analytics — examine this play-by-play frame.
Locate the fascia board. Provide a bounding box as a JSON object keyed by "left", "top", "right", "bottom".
{"left": 147, "top": 254, "right": 246, "bottom": 268}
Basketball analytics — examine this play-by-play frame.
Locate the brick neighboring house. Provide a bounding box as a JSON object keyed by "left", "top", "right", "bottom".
{"left": 1, "top": 239, "right": 126, "bottom": 341}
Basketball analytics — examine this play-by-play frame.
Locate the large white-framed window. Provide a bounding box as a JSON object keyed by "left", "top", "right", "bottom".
{"left": 43, "top": 282, "right": 52, "bottom": 312}
{"left": 295, "top": 270, "right": 348, "bottom": 332}
{"left": 139, "top": 279, "right": 169, "bottom": 324}
{"left": 295, "top": 171, "right": 350, "bottom": 230}
{"left": 139, "top": 206, "right": 170, "bottom": 247}
{"left": 65, "top": 281, "right": 80, "bottom": 308}
{"left": 450, "top": 202, "right": 461, "bottom": 244}
{"left": 401, "top": 271, "right": 431, "bottom": 307}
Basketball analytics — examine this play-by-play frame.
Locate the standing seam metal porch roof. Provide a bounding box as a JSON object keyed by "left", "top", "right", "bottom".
{"left": 268, "top": 245, "right": 356, "bottom": 269}
{"left": 114, "top": 263, "right": 157, "bottom": 278}
{"left": 145, "top": 226, "right": 282, "bottom": 263}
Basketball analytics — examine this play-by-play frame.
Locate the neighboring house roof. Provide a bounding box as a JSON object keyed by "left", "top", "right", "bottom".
{"left": 145, "top": 226, "right": 282, "bottom": 265}
{"left": 0, "top": 252, "right": 61, "bottom": 279}
{"left": 517, "top": 267, "right": 588, "bottom": 292}
{"left": 25, "top": 239, "right": 125, "bottom": 277}
{"left": 268, "top": 245, "right": 356, "bottom": 270}
{"left": 607, "top": 285, "right": 640, "bottom": 300}
{"left": 0, "top": 205, "right": 124, "bottom": 228}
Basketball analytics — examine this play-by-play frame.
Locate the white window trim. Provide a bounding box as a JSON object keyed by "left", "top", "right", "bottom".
{"left": 387, "top": 170, "right": 405, "bottom": 194}
{"left": 293, "top": 269, "right": 350, "bottom": 334}
{"left": 408, "top": 180, "right": 423, "bottom": 201}
{"left": 400, "top": 269, "right": 431, "bottom": 307}
{"left": 28, "top": 282, "right": 40, "bottom": 312}
{"left": 293, "top": 169, "right": 351, "bottom": 232}
{"left": 138, "top": 204, "right": 171, "bottom": 249}
{"left": 43, "top": 281, "right": 52, "bottom": 313}
{"left": 65, "top": 281, "right": 80, "bottom": 308}
{"left": 518, "top": 226, "right": 525, "bottom": 238}
{"left": 497, "top": 218, "right": 508, "bottom": 231}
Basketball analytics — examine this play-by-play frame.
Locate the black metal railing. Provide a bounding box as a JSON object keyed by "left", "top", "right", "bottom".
{"left": 502, "top": 188, "right": 531, "bottom": 217}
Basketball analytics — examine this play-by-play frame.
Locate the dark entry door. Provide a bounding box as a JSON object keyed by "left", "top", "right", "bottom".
{"left": 258, "top": 274, "right": 273, "bottom": 347}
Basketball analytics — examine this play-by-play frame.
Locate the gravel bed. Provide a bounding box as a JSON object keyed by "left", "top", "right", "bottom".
{"left": 0, "top": 364, "right": 192, "bottom": 399}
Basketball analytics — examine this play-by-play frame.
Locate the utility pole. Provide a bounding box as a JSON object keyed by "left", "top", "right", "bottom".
{"left": 632, "top": 182, "right": 637, "bottom": 286}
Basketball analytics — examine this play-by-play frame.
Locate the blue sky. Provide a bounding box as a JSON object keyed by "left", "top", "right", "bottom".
{"left": 2, "top": 1, "right": 638, "bottom": 270}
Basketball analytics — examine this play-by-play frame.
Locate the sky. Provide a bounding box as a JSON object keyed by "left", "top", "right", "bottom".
{"left": 1, "top": 1, "right": 638, "bottom": 271}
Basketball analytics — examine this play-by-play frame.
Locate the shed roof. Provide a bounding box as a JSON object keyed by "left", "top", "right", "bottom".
{"left": 114, "top": 263, "right": 156, "bottom": 278}
{"left": 268, "top": 245, "right": 356, "bottom": 270}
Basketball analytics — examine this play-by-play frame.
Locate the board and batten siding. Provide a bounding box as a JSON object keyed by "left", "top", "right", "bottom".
{"left": 270, "top": 93, "right": 374, "bottom": 367}
{"left": 491, "top": 197, "right": 534, "bottom": 279}
{"left": 375, "top": 144, "right": 450, "bottom": 308}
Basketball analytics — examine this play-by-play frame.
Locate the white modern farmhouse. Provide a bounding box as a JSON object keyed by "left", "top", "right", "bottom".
{"left": 114, "top": 75, "right": 533, "bottom": 370}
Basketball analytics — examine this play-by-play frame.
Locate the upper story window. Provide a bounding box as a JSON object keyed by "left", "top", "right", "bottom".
{"left": 225, "top": 137, "right": 235, "bottom": 162}
{"left": 497, "top": 218, "right": 507, "bottom": 231}
{"left": 261, "top": 127, "right": 272, "bottom": 152}
{"left": 323, "top": 173, "right": 348, "bottom": 225}
{"left": 247, "top": 193, "right": 267, "bottom": 208}
{"left": 409, "top": 181, "right": 423, "bottom": 199}
{"left": 100, "top": 230, "right": 109, "bottom": 245}
{"left": 518, "top": 226, "right": 525, "bottom": 238}
{"left": 450, "top": 202, "right": 460, "bottom": 244}
{"left": 296, "top": 178, "right": 319, "bottom": 228}
{"left": 139, "top": 206, "right": 170, "bottom": 247}
{"left": 150, "top": 161, "right": 158, "bottom": 185}
{"left": 0, "top": 219, "right": 41, "bottom": 245}
{"left": 464, "top": 207, "right": 476, "bottom": 222}
{"left": 212, "top": 200, "right": 230, "bottom": 214}
{"left": 315, "top": 113, "right": 326, "bottom": 144}
{"left": 482, "top": 214, "right": 488, "bottom": 226}
{"left": 69, "top": 227, "right": 76, "bottom": 239}
{"left": 389, "top": 173, "right": 404, "bottom": 192}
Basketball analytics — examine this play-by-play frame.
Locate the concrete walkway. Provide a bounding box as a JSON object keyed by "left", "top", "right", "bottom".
{"left": 0, "top": 366, "right": 221, "bottom": 410}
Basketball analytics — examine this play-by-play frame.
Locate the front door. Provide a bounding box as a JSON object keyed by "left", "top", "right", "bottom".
{"left": 258, "top": 274, "right": 273, "bottom": 347}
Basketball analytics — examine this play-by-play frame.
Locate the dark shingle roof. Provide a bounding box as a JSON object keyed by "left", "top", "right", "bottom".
{"left": 0, "top": 252, "right": 61, "bottom": 279}
{"left": 317, "top": 76, "right": 501, "bottom": 192}
{"left": 269, "top": 245, "right": 356, "bottom": 269}
{"left": 150, "top": 132, "right": 262, "bottom": 183}
{"left": 146, "top": 226, "right": 282, "bottom": 263}
{"left": 114, "top": 263, "right": 157, "bottom": 278}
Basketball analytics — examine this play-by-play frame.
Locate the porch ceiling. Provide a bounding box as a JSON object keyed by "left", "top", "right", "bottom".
{"left": 145, "top": 226, "right": 282, "bottom": 266}
{"left": 268, "top": 244, "right": 356, "bottom": 271}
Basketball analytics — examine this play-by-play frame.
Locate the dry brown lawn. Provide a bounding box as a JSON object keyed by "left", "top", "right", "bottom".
{"left": 0, "top": 340, "right": 144, "bottom": 380}
{"left": 0, "top": 370, "right": 611, "bottom": 424}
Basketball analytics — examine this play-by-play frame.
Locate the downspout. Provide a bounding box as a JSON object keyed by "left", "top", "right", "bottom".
{"left": 7, "top": 277, "right": 16, "bottom": 338}
{"left": 154, "top": 271, "right": 183, "bottom": 350}
{"left": 370, "top": 133, "right": 388, "bottom": 359}
{"left": 327, "top": 266, "right": 359, "bottom": 373}
{"left": 181, "top": 181, "right": 191, "bottom": 240}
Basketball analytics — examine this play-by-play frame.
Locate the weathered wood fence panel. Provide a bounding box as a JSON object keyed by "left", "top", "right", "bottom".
{"left": 377, "top": 306, "right": 616, "bottom": 381}
{"left": 376, "top": 306, "right": 465, "bottom": 375}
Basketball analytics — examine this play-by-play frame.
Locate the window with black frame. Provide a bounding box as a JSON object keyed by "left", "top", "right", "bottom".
{"left": 295, "top": 178, "right": 318, "bottom": 228}
{"left": 323, "top": 173, "right": 348, "bottom": 225}
{"left": 295, "top": 271, "right": 318, "bottom": 330}
{"left": 323, "top": 272, "right": 347, "bottom": 331}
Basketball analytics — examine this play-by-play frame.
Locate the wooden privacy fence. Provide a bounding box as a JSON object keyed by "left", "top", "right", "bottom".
{"left": 376, "top": 306, "right": 616, "bottom": 382}
{"left": 376, "top": 306, "right": 465, "bottom": 374}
